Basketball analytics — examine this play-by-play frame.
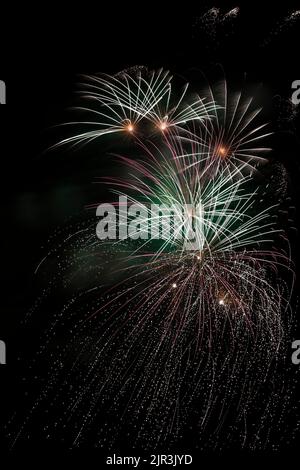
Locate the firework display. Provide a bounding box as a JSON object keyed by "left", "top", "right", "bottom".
{"left": 8, "top": 65, "right": 299, "bottom": 453}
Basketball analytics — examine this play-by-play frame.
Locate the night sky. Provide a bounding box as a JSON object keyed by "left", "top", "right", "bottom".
{"left": 1, "top": 4, "right": 300, "bottom": 464}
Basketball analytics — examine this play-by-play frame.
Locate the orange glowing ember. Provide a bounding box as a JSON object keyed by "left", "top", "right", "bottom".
{"left": 125, "top": 122, "right": 134, "bottom": 132}
{"left": 218, "top": 146, "right": 227, "bottom": 158}
{"left": 159, "top": 121, "right": 168, "bottom": 131}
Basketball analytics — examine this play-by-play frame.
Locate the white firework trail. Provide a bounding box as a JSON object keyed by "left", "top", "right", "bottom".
{"left": 180, "top": 78, "right": 272, "bottom": 177}
{"left": 55, "top": 68, "right": 217, "bottom": 149}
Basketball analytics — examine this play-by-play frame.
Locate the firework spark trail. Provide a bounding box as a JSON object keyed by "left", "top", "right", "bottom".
{"left": 14, "top": 235, "right": 292, "bottom": 449}
{"left": 263, "top": 10, "right": 300, "bottom": 47}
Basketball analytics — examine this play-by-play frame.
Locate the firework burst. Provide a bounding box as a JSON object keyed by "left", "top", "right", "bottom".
{"left": 9, "top": 67, "right": 297, "bottom": 452}
{"left": 180, "top": 78, "right": 272, "bottom": 178}
{"left": 56, "top": 67, "right": 216, "bottom": 150}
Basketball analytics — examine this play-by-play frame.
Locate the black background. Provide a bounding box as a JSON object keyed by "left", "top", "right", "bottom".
{"left": 1, "top": 3, "right": 300, "bottom": 465}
